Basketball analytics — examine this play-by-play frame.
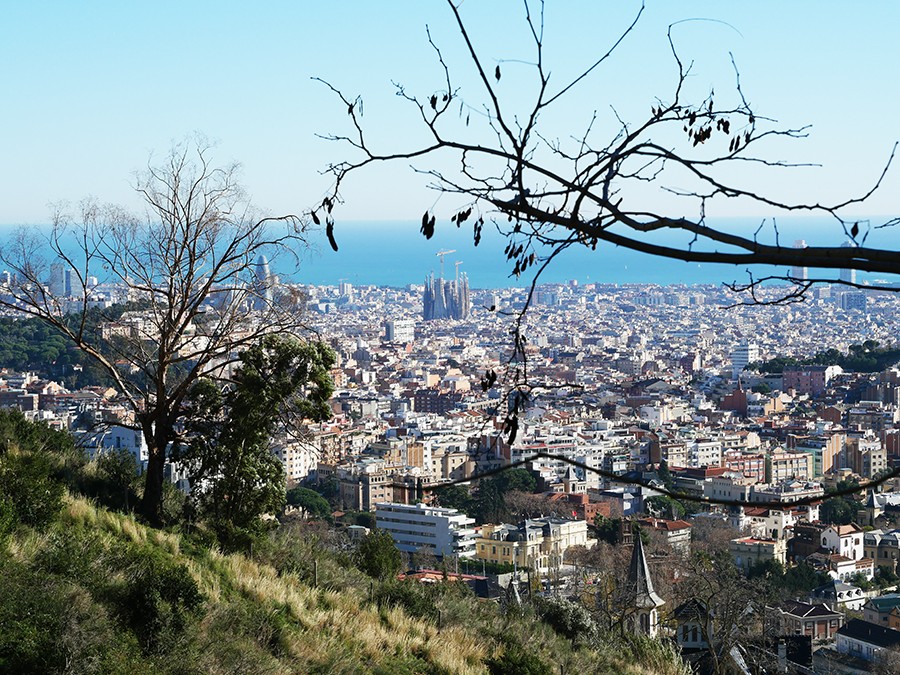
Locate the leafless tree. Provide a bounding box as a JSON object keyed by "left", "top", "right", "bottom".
{"left": 318, "top": 0, "right": 899, "bottom": 300}
{"left": 0, "top": 138, "right": 309, "bottom": 524}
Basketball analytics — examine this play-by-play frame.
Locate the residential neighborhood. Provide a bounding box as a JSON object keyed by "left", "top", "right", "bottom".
{"left": 3, "top": 277, "right": 900, "bottom": 672}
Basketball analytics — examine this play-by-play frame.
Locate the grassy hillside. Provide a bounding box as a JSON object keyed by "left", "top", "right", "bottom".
{"left": 0, "top": 413, "right": 688, "bottom": 674}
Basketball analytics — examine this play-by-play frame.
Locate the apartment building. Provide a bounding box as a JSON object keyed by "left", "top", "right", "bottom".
{"left": 375, "top": 502, "right": 477, "bottom": 558}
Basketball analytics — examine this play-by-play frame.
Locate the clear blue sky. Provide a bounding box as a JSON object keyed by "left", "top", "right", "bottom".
{"left": 2, "top": 1, "right": 898, "bottom": 227}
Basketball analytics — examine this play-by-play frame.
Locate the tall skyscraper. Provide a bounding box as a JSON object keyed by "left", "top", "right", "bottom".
{"left": 791, "top": 239, "right": 808, "bottom": 281}
{"left": 840, "top": 240, "right": 857, "bottom": 285}
{"left": 252, "top": 255, "right": 274, "bottom": 310}
{"left": 49, "top": 263, "right": 65, "bottom": 297}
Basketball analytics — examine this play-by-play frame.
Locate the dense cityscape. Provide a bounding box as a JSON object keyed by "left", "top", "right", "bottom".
{"left": 4, "top": 254, "right": 900, "bottom": 672}
{"left": 6, "top": 1, "right": 900, "bottom": 673}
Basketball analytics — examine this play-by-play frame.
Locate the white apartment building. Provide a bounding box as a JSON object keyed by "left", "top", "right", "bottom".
{"left": 271, "top": 440, "right": 318, "bottom": 484}
{"left": 375, "top": 502, "right": 477, "bottom": 558}
{"left": 688, "top": 439, "right": 723, "bottom": 468}
{"left": 384, "top": 318, "right": 416, "bottom": 343}
{"left": 77, "top": 424, "right": 149, "bottom": 471}
{"left": 731, "top": 340, "right": 759, "bottom": 381}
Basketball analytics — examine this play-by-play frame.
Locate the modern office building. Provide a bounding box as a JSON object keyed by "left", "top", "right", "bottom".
{"left": 840, "top": 239, "right": 858, "bottom": 285}
{"left": 375, "top": 502, "right": 477, "bottom": 558}
{"left": 839, "top": 291, "right": 867, "bottom": 312}
{"left": 791, "top": 239, "right": 808, "bottom": 281}
{"left": 252, "top": 255, "right": 274, "bottom": 310}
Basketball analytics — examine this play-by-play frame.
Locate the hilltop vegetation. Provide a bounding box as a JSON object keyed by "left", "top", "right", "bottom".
{"left": 0, "top": 411, "right": 688, "bottom": 674}
{"left": 749, "top": 340, "right": 900, "bottom": 374}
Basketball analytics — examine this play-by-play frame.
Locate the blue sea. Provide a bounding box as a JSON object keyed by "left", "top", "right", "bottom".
{"left": 290, "top": 217, "right": 895, "bottom": 289}
{"left": 3, "top": 216, "right": 894, "bottom": 290}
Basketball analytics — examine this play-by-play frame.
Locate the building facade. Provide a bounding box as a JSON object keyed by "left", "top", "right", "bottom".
{"left": 375, "top": 502, "right": 477, "bottom": 558}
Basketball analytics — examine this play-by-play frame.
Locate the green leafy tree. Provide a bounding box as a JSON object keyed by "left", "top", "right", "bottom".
{"left": 355, "top": 529, "right": 402, "bottom": 581}
{"left": 469, "top": 468, "right": 538, "bottom": 524}
{"left": 472, "top": 477, "right": 506, "bottom": 524}
{"left": 657, "top": 459, "right": 673, "bottom": 491}
{"left": 820, "top": 496, "right": 859, "bottom": 525}
{"left": 781, "top": 563, "right": 829, "bottom": 596}
{"left": 498, "top": 468, "right": 537, "bottom": 493}
{"left": 179, "top": 335, "right": 335, "bottom": 548}
{"left": 434, "top": 483, "right": 473, "bottom": 514}
{"left": 594, "top": 516, "right": 623, "bottom": 545}
{"left": 286, "top": 487, "right": 332, "bottom": 521}
{"left": 314, "top": 475, "right": 342, "bottom": 509}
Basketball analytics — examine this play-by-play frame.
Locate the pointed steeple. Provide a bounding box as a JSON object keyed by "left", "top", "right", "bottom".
{"left": 628, "top": 533, "right": 664, "bottom": 610}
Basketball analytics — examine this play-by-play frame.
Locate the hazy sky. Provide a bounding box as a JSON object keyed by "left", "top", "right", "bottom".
{"left": 2, "top": 1, "right": 898, "bottom": 229}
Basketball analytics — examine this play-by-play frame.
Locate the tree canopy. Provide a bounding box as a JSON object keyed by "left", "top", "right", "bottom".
{"left": 355, "top": 529, "right": 403, "bottom": 581}
{"left": 750, "top": 341, "right": 900, "bottom": 374}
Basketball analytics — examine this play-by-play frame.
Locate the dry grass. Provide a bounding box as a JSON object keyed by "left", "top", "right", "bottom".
{"left": 36, "top": 495, "right": 684, "bottom": 674}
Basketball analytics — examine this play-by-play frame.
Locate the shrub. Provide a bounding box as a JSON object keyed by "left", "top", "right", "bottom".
{"left": 0, "top": 559, "right": 70, "bottom": 672}
{"left": 0, "top": 447, "right": 65, "bottom": 530}
{"left": 486, "top": 639, "right": 552, "bottom": 675}
{"left": 373, "top": 580, "right": 438, "bottom": 621}
{"left": 108, "top": 544, "right": 203, "bottom": 654}
{"left": 536, "top": 596, "right": 597, "bottom": 642}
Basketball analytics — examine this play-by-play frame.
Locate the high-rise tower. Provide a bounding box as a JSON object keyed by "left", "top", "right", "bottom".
{"left": 252, "top": 255, "right": 274, "bottom": 310}
{"left": 791, "top": 239, "right": 808, "bottom": 281}
{"left": 840, "top": 240, "right": 857, "bottom": 285}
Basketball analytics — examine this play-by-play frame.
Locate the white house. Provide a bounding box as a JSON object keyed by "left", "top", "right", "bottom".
{"left": 835, "top": 618, "right": 900, "bottom": 663}
{"left": 821, "top": 524, "right": 864, "bottom": 561}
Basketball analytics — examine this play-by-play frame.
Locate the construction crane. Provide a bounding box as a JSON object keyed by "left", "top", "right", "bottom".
{"left": 435, "top": 249, "right": 456, "bottom": 279}
{"left": 454, "top": 260, "right": 464, "bottom": 285}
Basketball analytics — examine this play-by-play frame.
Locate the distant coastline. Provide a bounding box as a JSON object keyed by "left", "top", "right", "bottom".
{"left": 2, "top": 216, "right": 894, "bottom": 290}
{"left": 291, "top": 216, "right": 896, "bottom": 289}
